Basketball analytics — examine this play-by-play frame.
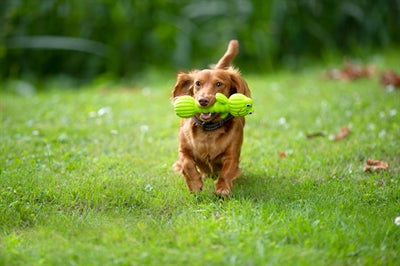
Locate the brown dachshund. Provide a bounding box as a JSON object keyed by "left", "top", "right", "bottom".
{"left": 172, "top": 40, "right": 251, "bottom": 197}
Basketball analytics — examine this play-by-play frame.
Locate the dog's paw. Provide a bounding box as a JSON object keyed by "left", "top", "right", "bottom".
{"left": 215, "top": 188, "right": 232, "bottom": 197}
{"left": 215, "top": 184, "right": 232, "bottom": 197}
{"left": 215, "top": 178, "right": 232, "bottom": 197}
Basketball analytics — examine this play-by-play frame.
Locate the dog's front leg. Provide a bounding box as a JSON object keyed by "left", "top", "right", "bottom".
{"left": 175, "top": 153, "right": 203, "bottom": 192}
{"left": 215, "top": 156, "right": 241, "bottom": 197}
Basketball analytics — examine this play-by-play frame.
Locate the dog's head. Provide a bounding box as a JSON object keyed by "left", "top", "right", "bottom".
{"left": 172, "top": 68, "right": 251, "bottom": 122}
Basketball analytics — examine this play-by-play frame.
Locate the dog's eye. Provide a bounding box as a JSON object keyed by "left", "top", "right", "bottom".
{"left": 195, "top": 81, "right": 201, "bottom": 87}
{"left": 216, "top": 81, "right": 222, "bottom": 87}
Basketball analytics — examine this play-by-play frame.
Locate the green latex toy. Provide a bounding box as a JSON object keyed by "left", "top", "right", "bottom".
{"left": 174, "top": 93, "right": 254, "bottom": 118}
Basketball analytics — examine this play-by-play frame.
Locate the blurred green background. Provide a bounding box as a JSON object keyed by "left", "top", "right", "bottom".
{"left": 1, "top": 0, "right": 399, "bottom": 81}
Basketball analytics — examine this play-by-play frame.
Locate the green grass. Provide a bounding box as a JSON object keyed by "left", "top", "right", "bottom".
{"left": 1, "top": 55, "right": 400, "bottom": 265}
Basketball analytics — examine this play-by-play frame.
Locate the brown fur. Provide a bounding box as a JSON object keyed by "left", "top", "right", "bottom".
{"left": 172, "top": 40, "right": 251, "bottom": 197}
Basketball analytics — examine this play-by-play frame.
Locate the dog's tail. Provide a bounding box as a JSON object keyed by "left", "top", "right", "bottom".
{"left": 215, "top": 40, "right": 239, "bottom": 69}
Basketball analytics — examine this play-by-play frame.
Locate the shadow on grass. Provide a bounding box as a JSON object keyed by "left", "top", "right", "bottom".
{"left": 175, "top": 170, "right": 311, "bottom": 204}
{"left": 232, "top": 171, "right": 311, "bottom": 204}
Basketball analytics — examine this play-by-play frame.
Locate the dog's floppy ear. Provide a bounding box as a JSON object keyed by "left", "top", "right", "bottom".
{"left": 229, "top": 68, "right": 251, "bottom": 97}
{"left": 172, "top": 71, "right": 196, "bottom": 98}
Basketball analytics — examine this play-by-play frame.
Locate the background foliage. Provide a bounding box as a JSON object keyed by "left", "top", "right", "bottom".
{"left": 1, "top": 0, "right": 399, "bottom": 79}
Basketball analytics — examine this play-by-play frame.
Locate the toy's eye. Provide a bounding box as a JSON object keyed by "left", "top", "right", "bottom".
{"left": 248, "top": 111, "right": 253, "bottom": 115}
{"left": 246, "top": 104, "right": 252, "bottom": 107}
{"left": 216, "top": 81, "right": 222, "bottom": 87}
{"left": 195, "top": 81, "right": 201, "bottom": 87}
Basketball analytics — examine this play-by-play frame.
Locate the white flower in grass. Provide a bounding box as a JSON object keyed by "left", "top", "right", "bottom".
{"left": 395, "top": 216, "right": 400, "bottom": 226}
{"left": 88, "top": 111, "right": 97, "bottom": 118}
{"left": 140, "top": 125, "right": 149, "bottom": 132}
{"left": 278, "top": 117, "right": 287, "bottom": 125}
{"left": 145, "top": 184, "right": 153, "bottom": 191}
{"left": 97, "top": 106, "right": 111, "bottom": 116}
{"left": 386, "top": 85, "right": 395, "bottom": 92}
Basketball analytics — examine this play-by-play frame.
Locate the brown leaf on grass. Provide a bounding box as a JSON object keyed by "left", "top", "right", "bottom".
{"left": 363, "top": 158, "right": 389, "bottom": 172}
{"left": 380, "top": 70, "right": 400, "bottom": 88}
{"left": 325, "top": 60, "right": 377, "bottom": 81}
{"left": 278, "top": 152, "right": 287, "bottom": 158}
{"left": 334, "top": 127, "right": 351, "bottom": 141}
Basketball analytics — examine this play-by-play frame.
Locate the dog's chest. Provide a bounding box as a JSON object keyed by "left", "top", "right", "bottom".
{"left": 189, "top": 128, "right": 227, "bottom": 160}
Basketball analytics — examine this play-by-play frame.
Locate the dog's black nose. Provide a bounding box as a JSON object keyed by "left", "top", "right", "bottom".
{"left": 198, "top": 97, "right": 209, "bottom": 107}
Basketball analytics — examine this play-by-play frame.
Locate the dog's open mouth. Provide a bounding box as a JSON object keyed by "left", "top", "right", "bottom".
{"left": 200, "top": 113, "right": 213, "bottom": 120}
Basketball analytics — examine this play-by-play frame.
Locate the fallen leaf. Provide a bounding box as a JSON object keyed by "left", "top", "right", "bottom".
{"left": 278, "top": 152, "right": 287, "bottom": 158}
{"left": 325, "top": 59, "right": 377, "bottom": 81}
{"left": 380, "top": 70, "right": 400, "bottom": 88}
{"left": 363, "top": 158, "right": 389, "bottom": 172}
{"left": 334, "top": 127, "right": 351, "bottom": 141}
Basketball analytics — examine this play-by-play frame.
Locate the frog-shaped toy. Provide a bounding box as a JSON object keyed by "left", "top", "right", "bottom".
{"left": 173, "top": 93, "right": 254, "bottom": 118}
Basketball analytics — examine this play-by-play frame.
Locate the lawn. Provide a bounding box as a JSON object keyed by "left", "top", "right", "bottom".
{"left": 1, "top": 53, "right": 400, "bottom": 265}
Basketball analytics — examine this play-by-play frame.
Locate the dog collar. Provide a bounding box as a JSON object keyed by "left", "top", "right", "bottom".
{"left": 192, "top": 114, "right": 234, "bottom": 131}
